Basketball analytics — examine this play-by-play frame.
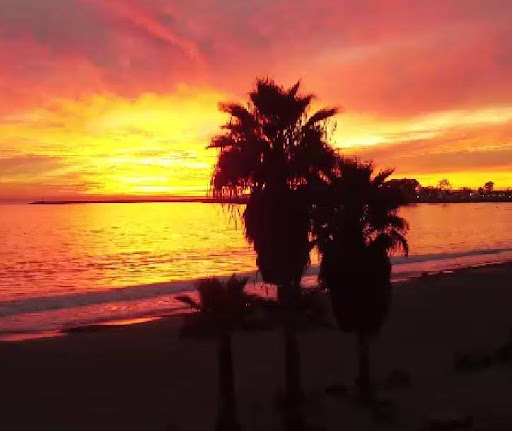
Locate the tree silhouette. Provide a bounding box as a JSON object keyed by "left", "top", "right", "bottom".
{"left": 438, "top": 178, "right": 452, "bottom": 191}
{"left": 208, "top": 78, "right": 338, "bottom": 427}
{"left": 386, "top": 178, "right": 420, "bottom": 202}
{"left": 177, "top": 275, "right": 251, "bottom": 431}
{"left": 484, "top": 181, "right": 494, "bottom": 193}
{"left": 313, "top": 157, "right": 409, "bottom": 404}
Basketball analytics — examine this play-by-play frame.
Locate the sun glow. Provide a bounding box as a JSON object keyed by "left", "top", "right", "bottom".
{"left": 3, "top": 94, "right": 512, "bottom": 198}
{"left": 3, "top": 84, "right": 512, "bottom": 199}
{"left": 0, "top": 86, "right": 227, "bottom": 198}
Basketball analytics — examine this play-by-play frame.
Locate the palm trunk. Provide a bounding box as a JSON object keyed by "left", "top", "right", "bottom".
{"left": 277, "top": 283, "right": 304, "bottom": 404}
{"left": 278, "top": 284, "right": 305, "bottom": 430}
{"left": 356, "top": 332, "right": 372, "bottom": 405}
{"left": 282, "top": 325, "right": 306, "bottom": 430}
{"left": 284, "top": 325, "right": 302, "bottom": 404}
{"left": 216, "top": 331, "right": 241, "bottom": 431}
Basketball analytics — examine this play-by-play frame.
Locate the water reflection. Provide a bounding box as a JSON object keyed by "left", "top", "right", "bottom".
{"left": 0, "top": 203, "right": 511, "bottom": 302}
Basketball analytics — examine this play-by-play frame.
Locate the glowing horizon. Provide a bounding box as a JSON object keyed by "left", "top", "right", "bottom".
{"left": 1, "top": 0, "right": 512, "bottom": 199}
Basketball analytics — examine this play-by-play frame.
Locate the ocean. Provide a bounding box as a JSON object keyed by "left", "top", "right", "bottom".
{"left": 1, "top": 202, "right": 512, "bottom": 337}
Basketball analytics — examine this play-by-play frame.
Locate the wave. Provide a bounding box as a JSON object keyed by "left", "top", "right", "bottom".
{"left": 1, "top": 247, "right": 512, "bottom": 320}
{"left": 391, "top": 247, "right": 512, "bottom": 265}
{"left": 0, "top": 271, "right": 261, "bottom": 318}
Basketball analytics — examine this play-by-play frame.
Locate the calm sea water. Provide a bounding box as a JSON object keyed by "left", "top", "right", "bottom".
{"left": 1, "top": 202, "right": 512, "bottom": 335}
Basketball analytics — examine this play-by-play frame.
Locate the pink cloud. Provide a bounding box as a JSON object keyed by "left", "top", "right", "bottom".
{"left": 1, "top": 0, "right": 511, "bottom": 116}
{"left": 83, "top": 0, "right": 204, "bottom": 66}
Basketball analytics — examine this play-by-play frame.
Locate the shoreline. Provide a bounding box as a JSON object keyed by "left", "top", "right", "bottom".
{"left": 3, "top": 258, "right": 512, "bottom": 343}
{"left": 25, "top": 199, "right": 512, "bottom": 205}
{"left": 2, "top": 202, "right": 511, "bottom": 340}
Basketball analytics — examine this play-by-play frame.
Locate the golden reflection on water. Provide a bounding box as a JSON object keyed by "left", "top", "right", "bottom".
{"left": 0, "top": 202, "right": 512, "bottom": 302}
{"left": 0, "top": 203, "right": 253, "bottom": 300}
{"left": 400, "top": 203, "right": 512, "bottom": 256}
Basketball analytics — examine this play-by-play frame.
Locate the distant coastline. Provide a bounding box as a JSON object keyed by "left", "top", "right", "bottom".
{"left": 413, "top": 197, "right": 512, "bottom": 204}
{"left": 29, "top": 196, "right": 512, "bottom": 205}
{"left": 29, "top": 197, "right": 247, "bottom": 205}
{"left": 388, "top": 178, "right": 512, "bottom": 204}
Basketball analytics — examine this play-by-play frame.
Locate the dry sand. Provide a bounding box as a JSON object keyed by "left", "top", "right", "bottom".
{"left": 2, "top": 263, "right": 512, "bottom": 430}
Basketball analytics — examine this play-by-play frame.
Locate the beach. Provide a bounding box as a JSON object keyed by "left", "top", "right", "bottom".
{"left": 2, "top": 262, "right": 512, "bottom": 430}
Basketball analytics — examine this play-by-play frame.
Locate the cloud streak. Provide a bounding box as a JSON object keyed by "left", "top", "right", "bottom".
{"left": 82, "top": 0, "right": 204, "bottom": 65}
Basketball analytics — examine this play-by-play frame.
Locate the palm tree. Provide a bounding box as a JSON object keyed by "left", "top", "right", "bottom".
{"left": 208, "top": 78, "right": 338, "bottom": 420}
{"left": 313, "top": 157, "right": 409, "bottom": 404}
{"left": 177, "top": 275, "right": 250, "bottom": 431}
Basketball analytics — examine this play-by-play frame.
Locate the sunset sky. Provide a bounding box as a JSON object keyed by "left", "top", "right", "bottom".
{"left": 1, "top": 0, "right": 512, "bottom": 200}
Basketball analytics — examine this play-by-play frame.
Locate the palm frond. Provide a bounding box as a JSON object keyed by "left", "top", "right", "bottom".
{"left": 176, "top": 295, "right": 201, "bottom": 311}
{"left": 386, "top": 214, "right": 409, "bottom": 232}
{"left": 287, "top": 80, "right": 301, "bottom": 98}
{"left": 208, "top": 135, "right": 235, "bottom": 149}
{"left": 373, "top": 168, "right": 395, "bottom": 187}
{"left": 218, "top": 102, "right": 256, "bottom": 127}
{"left": 388, "top": 230, "right": 409, "bottom": 255}
{"left": 305, "top": 108, "right": 339, "bottom": 128}
{"left": 196, "top": 277, "right": 225, "bottom": 312}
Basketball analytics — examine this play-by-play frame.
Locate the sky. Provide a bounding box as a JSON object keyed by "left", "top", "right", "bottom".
{"left": 1, "top": 0, "right": 512, "bottom": 200}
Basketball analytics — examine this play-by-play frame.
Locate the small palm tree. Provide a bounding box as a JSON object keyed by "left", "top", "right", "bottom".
{"left": 313, "top": 157, "right": 409, "bottom": 404}
{"left": 177, "top": 275, "right": 251, "bottom": 431}
{"left": 209, "top": 78, "right": 338, "bottom": 421}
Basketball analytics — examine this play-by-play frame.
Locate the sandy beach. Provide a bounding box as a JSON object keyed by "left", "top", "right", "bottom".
{"left": 2, "top": 263, "right": 512, "bottom": 430}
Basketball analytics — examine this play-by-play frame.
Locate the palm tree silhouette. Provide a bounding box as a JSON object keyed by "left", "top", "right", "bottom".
{"left": 177, "top": 275, "right": 251, "bottom": 431}
{"left": 209, "top": 78, "right": 338, "bottom": 426}
{"left": 313, "top": 157, "right": 409, "bottom": 404}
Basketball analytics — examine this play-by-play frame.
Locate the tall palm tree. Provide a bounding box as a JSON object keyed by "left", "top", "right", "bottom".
{"left": 208, "top": 78, "right": 338, "bottom": 423}
{"left": 313, "top": 157, "right": 409, "bottom": 404}
{"left": 177, "top": 275, "right": 250, "bottom": 431}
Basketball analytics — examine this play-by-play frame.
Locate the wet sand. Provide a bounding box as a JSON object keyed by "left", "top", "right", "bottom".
{"left": 2, "top": 263, "right": 512, "bottom": 430}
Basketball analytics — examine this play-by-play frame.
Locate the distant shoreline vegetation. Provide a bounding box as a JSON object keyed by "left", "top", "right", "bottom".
{"left": 388, "top": 178, "right": 512, "bottom": 203}
{"left": 414, "top": 195, "right": 512, "bottom": 203}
